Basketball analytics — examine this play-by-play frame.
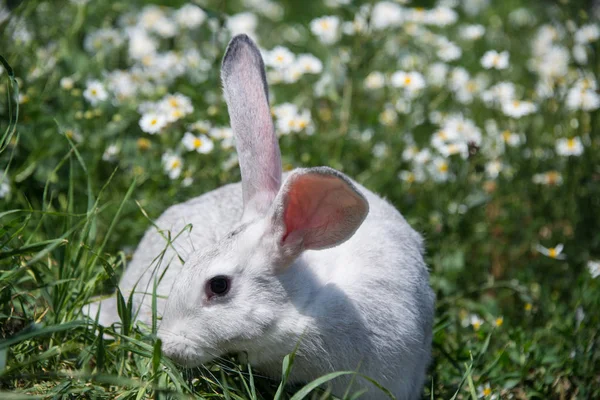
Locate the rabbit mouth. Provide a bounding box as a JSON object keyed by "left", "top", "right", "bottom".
{"left": 158, "top": 332, "right": 216, "bottom": 367}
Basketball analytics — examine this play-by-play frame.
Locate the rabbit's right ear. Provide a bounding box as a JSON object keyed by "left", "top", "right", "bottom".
{"left": 222, "top": 34, "right": 282, "bottom": 221}
{"left": 266, "top": 167, "right": 369, "bottom": 265}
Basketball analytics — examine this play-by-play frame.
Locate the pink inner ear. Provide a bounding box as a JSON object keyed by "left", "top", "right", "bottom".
{"left": 282, "top": 174, "right": 359, "bottom": 249}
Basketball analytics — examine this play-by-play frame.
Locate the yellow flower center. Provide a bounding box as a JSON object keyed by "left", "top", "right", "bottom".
{"left": 472, "top": 321, "right": 481, "bottom": 330}
{"left": 193, "top": 138, "right": 202, "bottom": 148}
{"left": 548, "top": 248, "right": 557, "bottom": 258}
{"left": 297, "top": 120, "right": 307, "bottom": 129}
{"left": 467, "top": 81, "right": 477, "bottom": 92}
{"left": 513, "top": 100, "right": 520, "bottom": 107}
{"left": 150, "top": 118, "right": 158, "bottom": 126}
{"left": 438, "top": 162, "right": 449, "bottom": 173}
{"left": 547, "top": 171, "right": 559, "bottom": 184}
{"left": 137, "top": 138, "right": 151, "bottom": 150}
{"left": 169, "top": 98, "right": 179, "bottom": 107}
{"left": 438, "top": 131, "right": 447, "bottom": 140}
{"left": 502, "top": 130, "right": 511, "bottom": 141}
{"left": 495, "top": 317, "right": 503, "bottom": 327}
{"left": 404, "top": 76, "right": 412, "bottom": 85}
{"left": 525, "top": 303, "right": 533, "bottom": 311}
{"left": 406, "top": 173, "right": 415, "bottom": 183}
{"left": 567, "top": 138, "right": 576, "bottom": 149}
{"left": 65, "top": 130, "right": 74, "bottom": 138}
{"left": 275, "top": 54, "right": 284, "bottom": 63}
{"left": 91, "top": 89, "right": 97, "bottom": 96}
{"left": 483, "top": 387, "right": 492, "bottom": 396}
{"left": 171, "top": 160, "right": 180, "bottom": 169}
{"left": 320, "top": 20, "right": 330, "bottom": 30}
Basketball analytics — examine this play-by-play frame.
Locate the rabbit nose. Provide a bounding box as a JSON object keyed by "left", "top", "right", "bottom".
{"left": 158, "top": 330, "right": 202, "bottom": 367}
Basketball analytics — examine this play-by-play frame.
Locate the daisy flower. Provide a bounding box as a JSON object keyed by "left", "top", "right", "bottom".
{"left": 460, "top": 24, "right": 485, "bottom": 40}
{"left": 481, "top": 50, "right": 509, "bottom": 70}
{"left": 555, "top": 137, "right": 584, "bottom": 156}
{"left": 102, "top": 144, "right": 120, "bottom": 162}
{"left": 174, "top": 4, "right": 206, "bottom": 29}
{"left": 575, "top": 24, "right": 599, "bottom": 44}
{"left": 265, "top": 46, "right": 295, "bottom": 70}
{"left": 83, "top": 80, "right": 108, "bottom": 105}
{"left": 295, "top": 54, "right": 323, "bottom": 74}
{"left": 477, "top": 382, "right": 497, "bottom": 399}
{"left": 390, "top": 71, "right": 426, "bottom": 93}
{"left": 501, "top": 100, "right": 537, "bottom": 118}
{"left": 139, "top": 112, "right": 168, "bottom": 134}
{"left": 532, "top": 171, "right": 563, "bottom": 186}
{"left": 0, "top": 173, "right": 10, "bottom": 199}
{"left": 182, "top": 132, "right": 214, "bottom": 154}
{"left": 588, "top": 260, "right": 600, "bottom": 279}
{"left": 470, "top": 314, "right": 484, "bottom": 330}
{"left": 364, "top": 71, "right": 385, "bottom": 89}
{"left": 565, "top": 86, "right": 600, "bottom": 111}
{"left": 162, "top": 152, "right": 183, "bottom": 179}
{"left": 310, "top": 16, "right": 340, "bottom": 44}
{"left": 370, "top": 1, "right": 404, "bottom": 30}
{"left": 536, "top": 243, "right": 566, "bottom": 260}
{"left": 60, "top": 77, "right": 75, "bottom": 90}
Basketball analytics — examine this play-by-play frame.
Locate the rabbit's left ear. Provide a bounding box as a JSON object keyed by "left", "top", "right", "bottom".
{"left": 268, "top": 167, "right": 369, "bottom": 261}
{"left": 222, "top": 34, "right": 282, "bottom": 221}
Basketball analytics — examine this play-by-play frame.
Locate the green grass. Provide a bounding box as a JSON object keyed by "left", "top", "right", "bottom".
{"left": 1, "top": 0, "right": 600, "bottom": 399}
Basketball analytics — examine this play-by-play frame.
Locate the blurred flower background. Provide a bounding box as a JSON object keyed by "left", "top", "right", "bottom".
{"left": 0, "top": 0, "right": 599, "bottom": 398}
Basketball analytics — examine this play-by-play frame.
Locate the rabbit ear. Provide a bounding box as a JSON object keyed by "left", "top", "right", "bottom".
{"left": 222, "top": 34, "right": 282, "bottom": 220}
{"left": 268, "top": 167, "right": 369, "bottom": 262}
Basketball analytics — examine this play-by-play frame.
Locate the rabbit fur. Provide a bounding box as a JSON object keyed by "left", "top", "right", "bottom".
{"left": 86, "top": 34, "right": 435, "bottom": 400}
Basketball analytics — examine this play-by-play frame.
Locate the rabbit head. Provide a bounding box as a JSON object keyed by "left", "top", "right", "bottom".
{"left": 157, "top": 35, "right": 369, "bottom": 367}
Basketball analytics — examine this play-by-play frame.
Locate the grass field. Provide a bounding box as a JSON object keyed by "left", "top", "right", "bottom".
{"left": 1, "top": 0, "right": 600, "bottom": 398}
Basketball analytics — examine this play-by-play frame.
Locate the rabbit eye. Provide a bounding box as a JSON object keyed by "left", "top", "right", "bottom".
{"left": 207, "top": 275, "right": 230, "bottom": 297}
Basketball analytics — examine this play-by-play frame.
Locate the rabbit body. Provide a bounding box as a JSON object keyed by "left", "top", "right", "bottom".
{"left": 88, "top": 34, "right": 434, "bottom": 400}
{"left": 92, "top": 176, "right": 434, "bottom": 399}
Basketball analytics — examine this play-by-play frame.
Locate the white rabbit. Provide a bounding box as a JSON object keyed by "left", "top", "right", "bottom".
{"left": 87, "top": 34, "right": 435, "bottom": 400}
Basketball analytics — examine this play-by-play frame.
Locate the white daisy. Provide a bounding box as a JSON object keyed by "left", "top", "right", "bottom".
{"left": 555, "top": 137, "right": 584, "bottom": 156}
{"left": 60, "top": 77, "right": 75, "bottom": 90}
{"left": 295, "top": 54, "right": 323, "bottom": 74}
{"left": 390, "top": 71, "right": 426, "bottom": 93}
{"left": 371, "top": 1, "right": 404, "bottom": 30}
{"left": 0, "top": 174, "right": 10, "bottom": 199}
{"left": 588, "top": 260, "right": 600, "bottom": 279}
{"left": 501, "top": 100, "right": 537, "bottom": 118}
{"left": 310, "top": 16, "right": 340, "bottom": 44}
{"left": 481, "top": 50, "right": 509, "bottom": 70}
{"left": 83, "top": 80, "right": 108, "bottom": 105}
{"left": 460, "top": 24, "right": 485, "bottom": 40}
{"left": 469, "top": 314, "right": 484, "bottom": 330}
{"left": 532, "top": 171, "right": 563, "bottom": 186}
{"left": 182, "top": 132, "right": 214, "bottom": 154}
{"left": 102, "top": 144, "right": 120, "bottom": 162}
{"left": 364, "top": 71, "right": 385, "bottom": 89}
{"left": 536, "top": 243, "right": 566, "bottom": 260}
{"left": 575, "top": 24, "right": 599, "bottom": 44}
{"left": 162, "top": 152, "right": 183, "bottom": 180}
{"left": 174, "top": 4, "right": 206, "bottom": 29}
{"left": 226, "top": 12, "right": 258, "bottom": 38}
{"left": 139, "top": 113, "right": 168, "bottom": 134}
{"left": 266, "top": 46, "right": 295, "bottom": 70}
